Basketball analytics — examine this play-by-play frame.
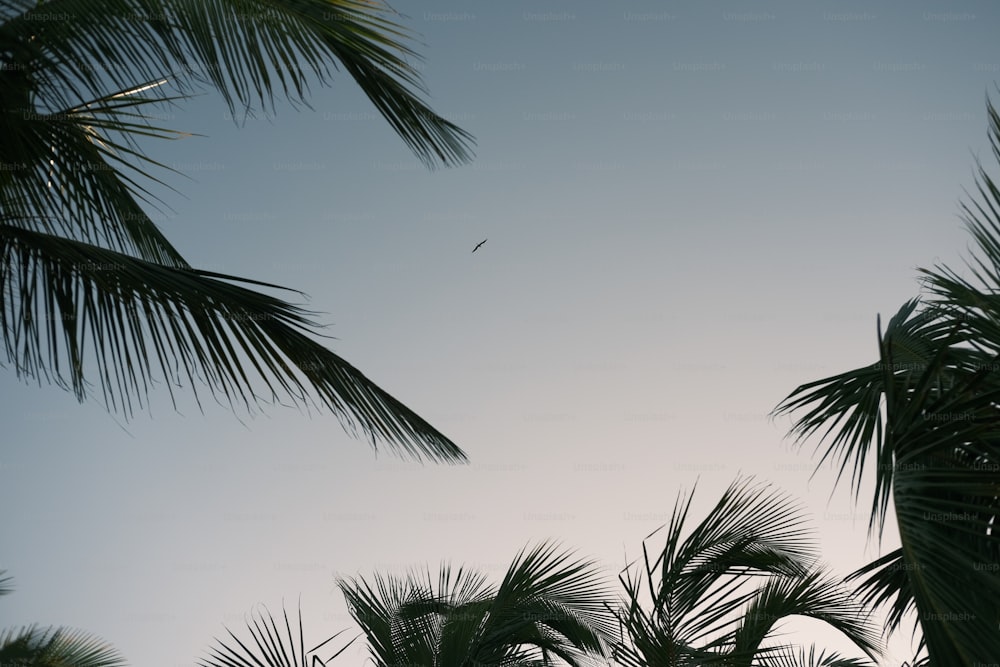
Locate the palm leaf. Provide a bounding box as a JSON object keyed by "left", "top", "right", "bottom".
{"left": 773, "top": 94, "right": 1000, "bottom": 666}
{"left": 0, "top": 624, "right": 127, "bottom": 667}
{"left": 886, "top": 364, "right": 1000, "bottom": 663}
{"left": 0, "top": 224, "right": 466, "bottom": 461}
{"left": 338, "top": 542, "right": 615, "bottom": 667}
{"left": 481, "top": 542, "right": 615, "bottom": 665}
{"left": 647, "top": 479, "right": 816, "bottom": 648}
{"left": 0, "top": 44, "right": 191, "bottom": 266}
{"left": 2, "top": 0, "right": 473, "bottom": 458}
{"left": 775, "top": 298, "right": 1000, "bottom": 663}
{"left": 1, "top": 0, "right": 474, "bottom": 168}
{"left": 199, "top": 603, "right": 356, "bottom": 667}
{"left": 845, "top": 549, "right": 916, "bottom": 636}
{"left": 759, "top": 645, "right": 877, "bottom": 667}
{"left": 727, "top": 568, "right": 881, "bottom": 666}
{"left": 613, "top": 478, "right": 879, "bottom": 667}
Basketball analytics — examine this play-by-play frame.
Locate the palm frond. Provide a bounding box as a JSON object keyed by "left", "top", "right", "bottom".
{"left": 336, "top": 572, "right": 405, "bottom": 666}
{"left": 199, "top": 602, "right": 356, "bottom": 667}
{"left": 0, "top": 624, "right": 127, "bottom": 667}
{"left": 495, "top": 542, "right": 618, "bottom": 639}
{"left": 758, "top": 645, "right": 877, "bottom": 667}
{"left": 776, "top": 292, "right": 1000, "bottom": 663}
{"left": 845, "top": 549, "right": 916, "bottom": 636}
{"left": 774, "top": 94, "right": 1000, "bottom": 666}
{"left": 2, "top": 0, "right": 474, "bottom": 168}
{"left": 612, "top": 478, "right": 878, "bottom": 667}
{"left": 0, "top": 57, "right": 191, "bottom": 266}
{"left": 339, "top": 564, "right": 490, "bottom": 667}
{"left": 482, "top": 542, "right": 615, "bottom": 665}
{"left": 729, "top": 568, "right": 881, "bottom": 665}
{"left": 888, "top": 371, "right": 1000, "bottom": 664}
{"left": 2, "top": 0, "right": 473, "bottom": 456}
{"left": 642, "top": 478, "right": 817, "bottom": 647}
{"left": 771, "top": 299, "right": 961, "bottom": 534}
{"left": 0, "top": 225, "right": 466, "bottom": 462}
{"left": 338, "top": 542, "right": 614, "bottom": 667}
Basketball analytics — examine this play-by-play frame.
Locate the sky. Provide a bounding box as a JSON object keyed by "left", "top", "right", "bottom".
{"left": 2, "top": 1, "right": 1000, "bottom": 665}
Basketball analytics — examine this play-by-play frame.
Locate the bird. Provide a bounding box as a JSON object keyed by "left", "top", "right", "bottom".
{"left": 472, "top": 238, "right": 487, "bottom": 253}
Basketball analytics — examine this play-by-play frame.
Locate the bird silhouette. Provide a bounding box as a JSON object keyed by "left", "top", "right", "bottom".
{"left": 472, "top": 238, "right": 487, "bottom": 253}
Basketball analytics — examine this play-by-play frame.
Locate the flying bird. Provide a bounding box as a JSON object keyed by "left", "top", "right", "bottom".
{"left": 472, "top": 238, "right": 487, "bottom": 253}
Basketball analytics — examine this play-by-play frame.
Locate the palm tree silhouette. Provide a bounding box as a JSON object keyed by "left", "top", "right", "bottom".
{"left": 774, "top": 96, "right": 1000, "bottom": 666}
{"left": 613, "top": 478, "right": 881, "bottom": 667}
{"left": 0, "top": 570, "right": 126, "bottom": 666}
{"left": 0, "top": 0, "right": 474, "bottom": 462}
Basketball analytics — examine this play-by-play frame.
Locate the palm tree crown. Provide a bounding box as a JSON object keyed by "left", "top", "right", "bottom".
{"left": 0, "top": 570, "right": 127, "bottom": 667}
{"left": 338, "top": 542, "right": 617, "bottom": 667}
{"left": 1, "top": 0, "right": 474, "bottom": 462}
{"left": 613, "top": 478, "right": 881, "bottom": 667}
{"left": 201, "top": 543, "right": 617, "bottom": 667}
{"left": 773, "top": 97, "right": 1000, "bottom": 665}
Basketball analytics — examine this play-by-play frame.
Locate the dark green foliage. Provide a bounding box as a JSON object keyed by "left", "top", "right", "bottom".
{"left": 338, "top": 542, "right": 616, "bottom": 667}
{"left": 612, "top": 478, "right": 881, "bottom": 667}
{"left": 0, "top": 0, "right": 474, "bottom": 461}
{"left": 199, "top": 603, "right": 355, "bottom": 667}
{"left": 774, "top": 96, "right": 1000, "bottom": 666}
{"left": 0, "top": 571, "right": 127, "bottom": 667}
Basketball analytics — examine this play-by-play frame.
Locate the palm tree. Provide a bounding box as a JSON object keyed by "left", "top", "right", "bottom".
{"left": 0, "top": 570, "right": 127, "bottom": 666}
{"left": 338, "top": 542, "right": 616, "bottom": 667}
{"left": 772, "top": 98, "right": 1000, "bottom": 665}
{"left": 1, "top": 0, "right": 474, "bottom": 462}
{"left": 202, "top": 542, "right": 617, "bottom": 667}
{"left": 612, "top": 478, "right": 882, "bottom": 667}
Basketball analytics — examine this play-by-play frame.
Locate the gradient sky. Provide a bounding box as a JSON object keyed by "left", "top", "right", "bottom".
{"left": 3, "top": 1, "right": 1000, "bottom": 665}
